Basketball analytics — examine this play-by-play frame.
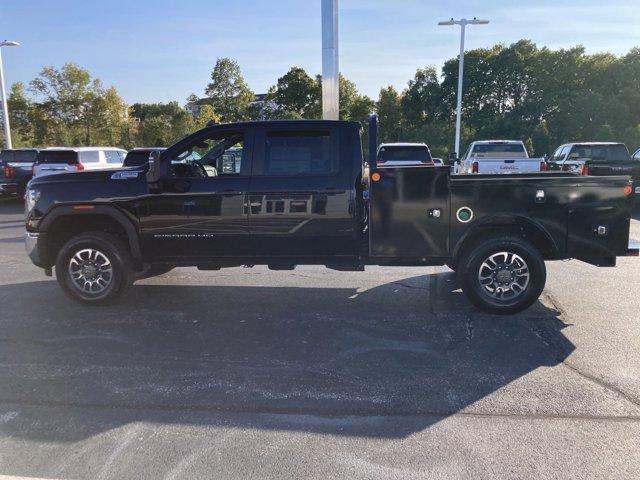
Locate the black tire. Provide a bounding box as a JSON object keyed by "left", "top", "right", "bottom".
{"left": 458, "top": 236, "right": 546, "bottom": 315}
{"left": 55, "top": 231, "right": 133, "bottom": 304}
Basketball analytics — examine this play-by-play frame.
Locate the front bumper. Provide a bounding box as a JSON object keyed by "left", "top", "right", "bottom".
{"left": 25, "top": 231, "right": 45, "bottom": 267}
{"left": 0, "top": 182, "right": 19, "bottom": 195}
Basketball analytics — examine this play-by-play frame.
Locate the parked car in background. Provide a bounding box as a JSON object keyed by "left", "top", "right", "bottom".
{"left": 123, "top": 148, "right": 166, "bottom": 170}
{"left": 457, "top": 140, "right": 546, "bottom": 174}
{"left": 548, "top": 142, "right": 640, "bottom": 198}
{"left": 32, "top": 147, "right": 127, "bottom": 178}
{"left": 377, "top": 143, "right": 434, "bottom": 166}
{"left": 0, "top": 148, "right": 39, "bottom": 197}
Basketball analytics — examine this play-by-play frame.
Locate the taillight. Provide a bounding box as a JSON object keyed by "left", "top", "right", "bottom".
{"left": 580, "top": 164, "right": 589, "bottom": 176}
{"left": 3, "top": 165, "right": 14, "bottom": 179}
{"left": 471, "top": 161, "right": 479, "bottom": 174}
{"left": 540, "top": 161, "right": 548, "bottom": 172}
{"left": 75, "top": 163, "right": 85, "bottom": 172}
{"left": 623, "top": 185, "right": 633, "bottom": 196}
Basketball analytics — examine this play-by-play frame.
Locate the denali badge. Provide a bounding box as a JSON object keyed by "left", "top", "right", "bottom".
{"left": 111, "top": 171, "right": 140, "bottom": 180}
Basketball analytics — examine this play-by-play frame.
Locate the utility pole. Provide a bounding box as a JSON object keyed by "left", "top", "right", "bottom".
{"left": 0, "top": 40, "right": 20, "bottom": 149}
{"left": 321, "top": 0, "right": 339, "bottom": 120}
{"left": 438, "top": 18, "right": 488, "bottom": 157}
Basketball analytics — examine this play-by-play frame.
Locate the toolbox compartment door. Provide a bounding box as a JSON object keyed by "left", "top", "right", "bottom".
{"left": 566, "top": 204, "right": 631, "bottom": 266}
{"left": 369, "top": 166, "right": 450, "bottom": 260}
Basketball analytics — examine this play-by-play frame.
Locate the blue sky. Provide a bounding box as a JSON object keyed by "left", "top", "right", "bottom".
{"left": 1, "top": 0, "right": 639, "bottom": 104}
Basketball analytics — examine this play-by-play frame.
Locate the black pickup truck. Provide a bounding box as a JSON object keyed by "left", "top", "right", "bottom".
{"left": 24, "top": 118, "right": 637, "bottom": 314}
{"left": 0, "top": 149, "right": 38, "bottom": 197}
{"left": 548, "top": 142, "right": 640, "bottom": 198}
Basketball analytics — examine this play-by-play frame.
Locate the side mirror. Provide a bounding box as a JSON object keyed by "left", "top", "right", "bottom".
{"left": 448, "top": 152, "right": 458, "bottom": 161}
{"left": 146, "top": 150, "right": 168, "bottom": 188}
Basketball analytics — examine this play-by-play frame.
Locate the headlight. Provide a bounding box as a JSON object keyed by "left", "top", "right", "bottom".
{"left": 25, "top": 188, "right": 40, "bottom": 212}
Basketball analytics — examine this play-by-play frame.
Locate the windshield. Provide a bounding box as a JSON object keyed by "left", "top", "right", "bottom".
{"left": 379, "top": 146, "right": 431, "bottom": 163}
{"left": 37, "top": 150, "right": 78, "bottom": 164}
{"left": 569, "top": 145, "right": 630, "bottom": 162}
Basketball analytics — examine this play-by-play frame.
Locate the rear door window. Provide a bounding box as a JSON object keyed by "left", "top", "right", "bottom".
{"left": 263, "top": 130, "right": 336, "bottom": 176}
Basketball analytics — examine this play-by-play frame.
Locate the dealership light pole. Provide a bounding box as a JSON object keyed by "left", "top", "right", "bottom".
{"left": 321, "top": 0, "right": 339, "bottom": 120}
{"left": 0, "top": 40, "right": 20, "bottom": 149}
{"left": 438, "top": 18, "right": 488, "bottom": 157}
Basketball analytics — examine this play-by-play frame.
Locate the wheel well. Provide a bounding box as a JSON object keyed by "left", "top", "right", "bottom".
{"left": 45, "top": 215, "right": 136, "bottom": 268}
{"left": 453, "top": 217, "right": 558, "bottom": 264}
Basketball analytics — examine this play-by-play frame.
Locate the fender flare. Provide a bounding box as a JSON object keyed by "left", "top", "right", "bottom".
{"left": 39, "top": 204, "right": 142, "bottom": 261}
{"left": 452, "top": 214, "right": 560, "bottom": 261}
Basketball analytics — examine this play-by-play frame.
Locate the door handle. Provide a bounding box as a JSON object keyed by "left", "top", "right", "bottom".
{"left": 182, "top": 200, "right": 196, "bottom": 215}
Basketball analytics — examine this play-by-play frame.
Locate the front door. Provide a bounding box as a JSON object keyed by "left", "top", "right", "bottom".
{"left": 139, "top": 126, "right": 253, "bottom": 261}
{"left": 248, "top": 124, "right": 358, "bottom": 260}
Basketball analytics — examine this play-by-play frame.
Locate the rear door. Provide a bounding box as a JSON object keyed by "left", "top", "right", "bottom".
{"left": 248, "top": 124, "right": 358, "bottom": 260}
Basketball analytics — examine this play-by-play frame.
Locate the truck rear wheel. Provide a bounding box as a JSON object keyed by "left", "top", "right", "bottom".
{"left": 458, "top": 236, "right": 546, "bottom": 315}
{"left": 55, "top": 231, "right": 133, "bottom": 304}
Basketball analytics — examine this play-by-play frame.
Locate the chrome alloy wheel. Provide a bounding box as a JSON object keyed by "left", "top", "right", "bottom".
{"left": 68, "top": 248, "right": 113, "bottom": 294}
{"left": 478, "top": 251, "right": 530, "bottom": 300}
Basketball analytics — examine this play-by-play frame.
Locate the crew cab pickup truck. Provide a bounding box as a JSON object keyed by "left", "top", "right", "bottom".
{"left": 0, "top": 149, "right": 38, "bottom": 197}
{"left": 24, "top": 117, "right": 638, "bottom": 314}
{"left": 548, "top": 142, "right": 640, "bottom": 198}
{"left": 457, "top": 140, "right": 546, "bottom": 175}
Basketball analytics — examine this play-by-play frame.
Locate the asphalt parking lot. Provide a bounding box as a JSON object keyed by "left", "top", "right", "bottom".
{"left": 0, "top": 198, "right": 639, "bottom": 479}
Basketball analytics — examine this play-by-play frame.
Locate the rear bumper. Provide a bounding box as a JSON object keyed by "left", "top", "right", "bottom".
{"left": 0, "top": 182, "right": 19, "bottom": 195}
{"left": 25, "top": 231, "right": 46, "bottom": 268}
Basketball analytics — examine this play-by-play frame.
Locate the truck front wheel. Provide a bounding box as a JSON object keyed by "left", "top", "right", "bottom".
{"left": 55, "top": 231, "right": 133, "bottom": 304}
{"left": 458, "top": 236, "right": 546, "bottom": 315}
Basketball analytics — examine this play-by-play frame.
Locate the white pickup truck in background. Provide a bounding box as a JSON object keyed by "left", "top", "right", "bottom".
{"left": 457, "top": 140, "right": 547, "bottom": 174}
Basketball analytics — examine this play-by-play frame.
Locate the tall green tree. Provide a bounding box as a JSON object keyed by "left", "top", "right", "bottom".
{"left": 269, "top": 67, "right": 319, "bottom": 118}
{"left": 376, "top": 86, "right": 403, "bottom": 142}
{"left": 205, "top": 58, "right": 254, "bottom": 122}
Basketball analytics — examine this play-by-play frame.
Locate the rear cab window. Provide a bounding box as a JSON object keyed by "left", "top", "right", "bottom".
{"left": 13, "top": 151, "right": 38, "bottom": 163}
{"left": 471, "top": 143, "right": 527, "bottom": 158}
{"left": 568, "top": 144, "right": 630, "bottom": 162}
{"left": 260, "top": 129, "right": 338, "bottom": 176}
{"left": 378, "top": 145, "right": 432, "bottom": 164}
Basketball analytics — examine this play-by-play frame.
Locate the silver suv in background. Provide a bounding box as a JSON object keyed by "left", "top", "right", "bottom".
{"left": 457, "top": 140, "right": 546, "bottom": 174}
{"left": 32, "top": 147, "right": 127, "bottom": 178}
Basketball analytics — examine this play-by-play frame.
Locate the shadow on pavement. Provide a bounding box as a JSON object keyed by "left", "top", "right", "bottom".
{"left": 0, "top": 271, "right": 573, "bottom": 442}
